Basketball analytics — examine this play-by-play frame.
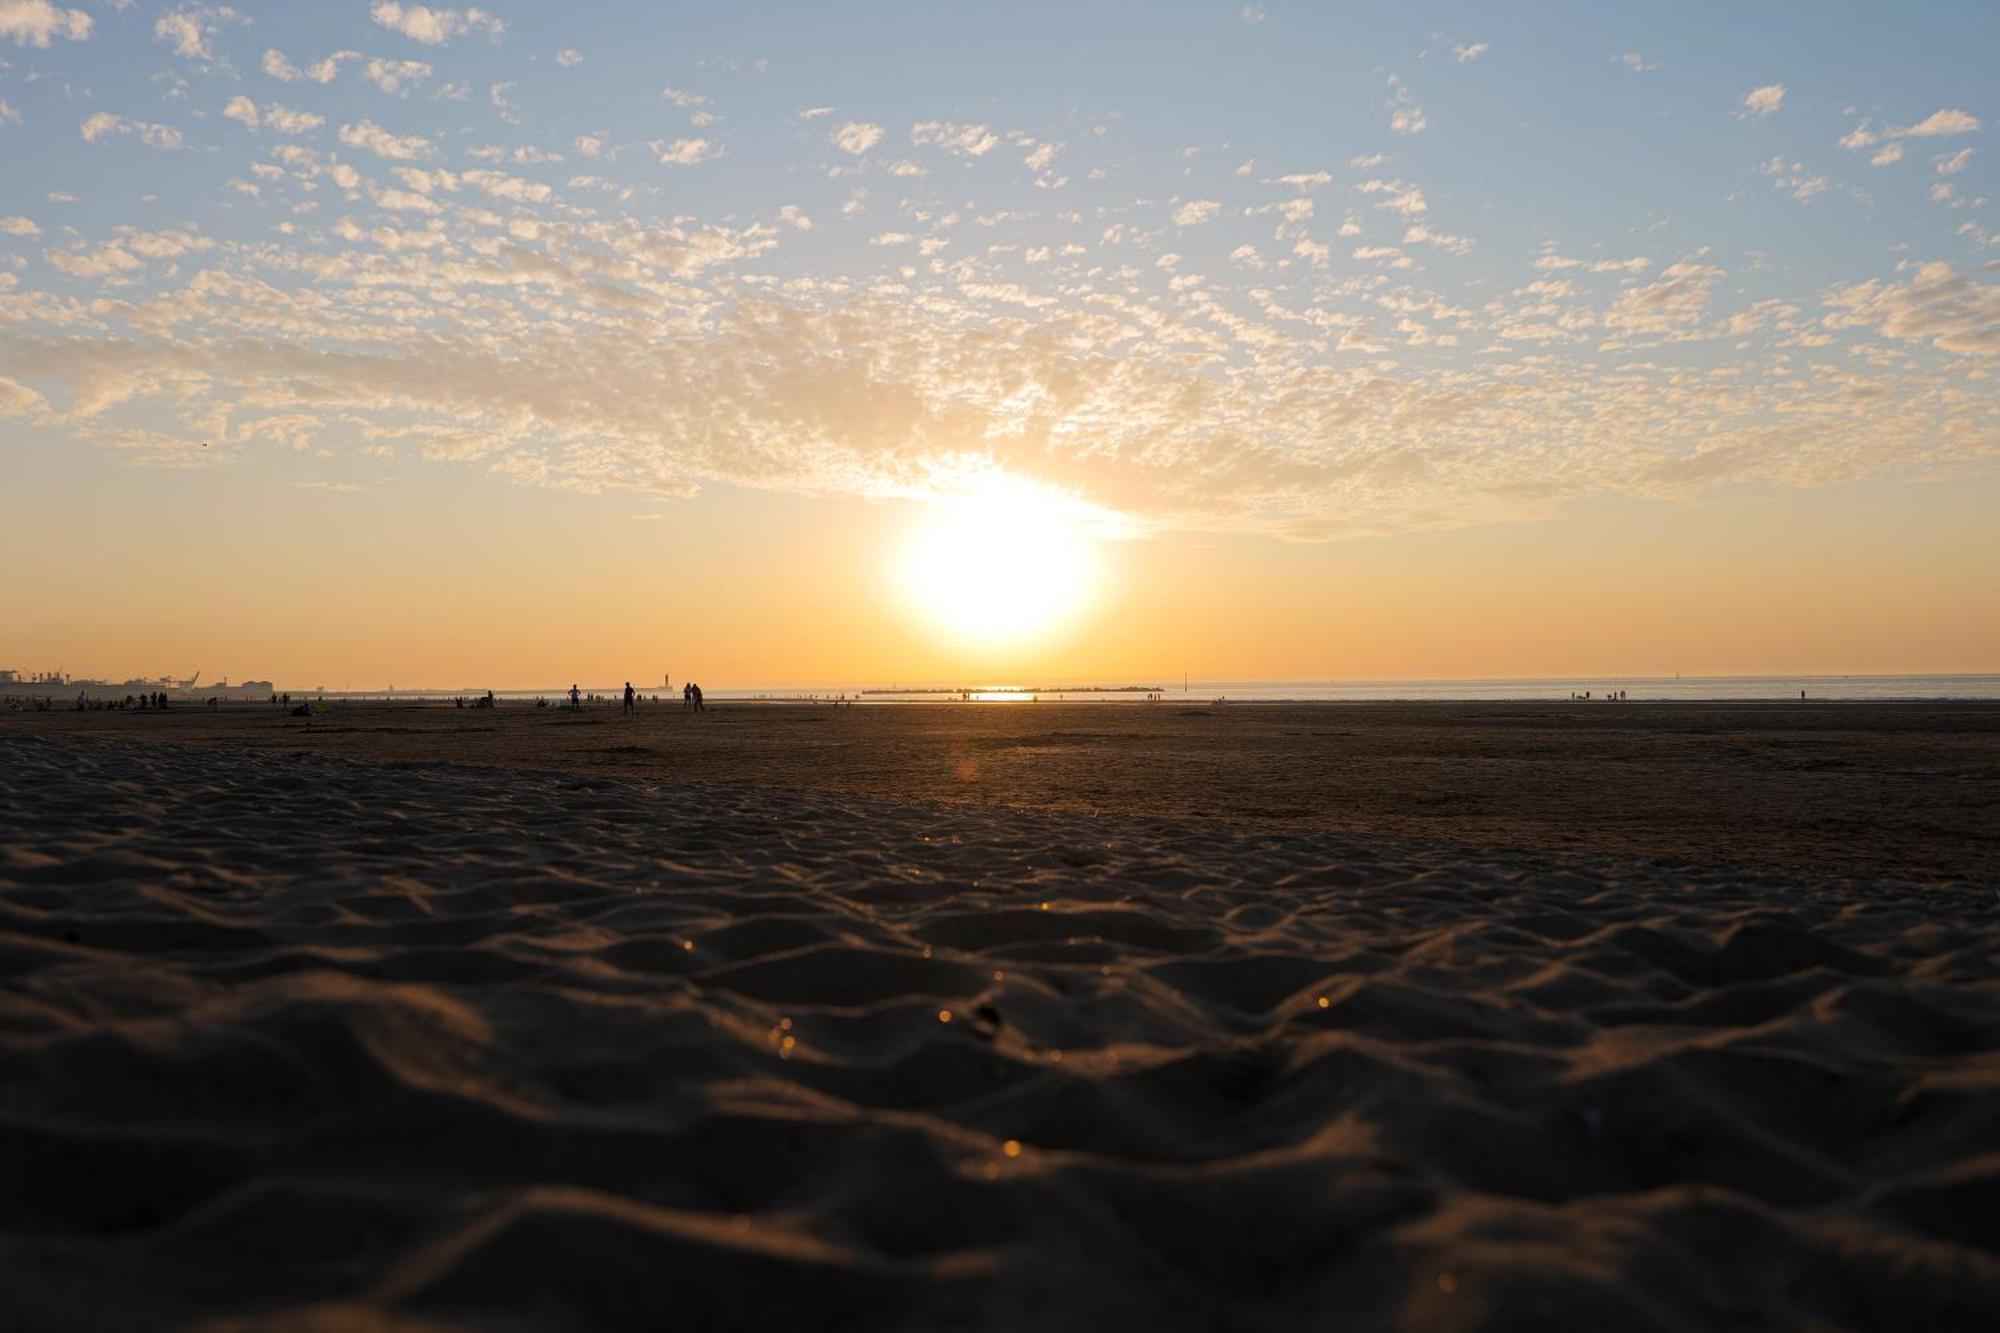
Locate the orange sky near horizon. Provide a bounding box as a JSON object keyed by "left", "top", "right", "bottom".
{"left": 5, "top": 437, "right": 1996, "bottom": 690}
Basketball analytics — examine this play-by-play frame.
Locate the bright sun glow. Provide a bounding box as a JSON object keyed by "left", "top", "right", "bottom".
{"left": 899, "top": 472, "right": 1103, "bottom": 649}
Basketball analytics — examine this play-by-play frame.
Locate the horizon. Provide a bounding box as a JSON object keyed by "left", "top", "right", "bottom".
{"left": 12, "top": 668, "right": 2000, "bottom": 698}
{"left": 3, "top": 2, "right": 1997, "bottom": 682}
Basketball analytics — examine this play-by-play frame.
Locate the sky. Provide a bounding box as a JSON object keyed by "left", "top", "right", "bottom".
{"left": 0, "top": 0, "right": 1996, "bottom": 689}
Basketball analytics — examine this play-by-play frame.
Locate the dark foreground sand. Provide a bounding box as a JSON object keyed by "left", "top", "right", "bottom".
{"left": 1, "top": 712, "right": 1997, "bottom": 1330}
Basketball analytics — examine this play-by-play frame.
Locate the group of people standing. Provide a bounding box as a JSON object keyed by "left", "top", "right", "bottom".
{"left": 591, "top": 680, "right": 704, "bottom": 714}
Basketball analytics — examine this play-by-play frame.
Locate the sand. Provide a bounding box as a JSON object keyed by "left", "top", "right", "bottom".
{"left": 1, "top": 712, "right": 1997, "bottom": 1330}
{"left": 8, "top": 698, "right": 1998, "bottom": 883}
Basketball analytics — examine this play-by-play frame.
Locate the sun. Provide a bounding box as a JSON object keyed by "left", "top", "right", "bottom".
{"left": 897, "top": 472, "right": 1103, "bottom": 650}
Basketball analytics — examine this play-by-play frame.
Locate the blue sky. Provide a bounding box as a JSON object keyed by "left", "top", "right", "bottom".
{"left": 1, "top": 0, "right": 1994, "bottom": 543}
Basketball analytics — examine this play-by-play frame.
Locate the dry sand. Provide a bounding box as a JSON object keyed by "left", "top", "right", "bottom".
{"left": 9, "top": 698, "right": 1999, "bottom": 883}
{"left": 1, "top": 708, "right": 1997, "bottom": 1329}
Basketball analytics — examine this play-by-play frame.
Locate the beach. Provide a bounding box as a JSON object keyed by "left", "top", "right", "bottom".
{"left": 2, "top": 705, "right": 1997, "bottom": 1329}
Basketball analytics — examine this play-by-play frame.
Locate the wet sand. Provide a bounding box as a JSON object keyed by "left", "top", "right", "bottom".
{"left": 1, "top": 706, "right": 1997, "bottom": 1329}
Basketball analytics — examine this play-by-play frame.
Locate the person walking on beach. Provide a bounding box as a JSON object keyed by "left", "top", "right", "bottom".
{"left": 682, "top": 681, "right": 692, "bottom": 712}
{"left": 692, "top": 682, "right": 705, "bottom": 713}
{"left": 569, "top": 683, "right": 581, "bottom": 710}
{"left": 623, "top": 681, "right": 636, "bottom": 715}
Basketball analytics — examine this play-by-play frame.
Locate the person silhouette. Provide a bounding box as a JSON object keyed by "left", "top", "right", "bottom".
{"left": 692, "top": 682, "right": 705, "bottom": 713}
{"left": 569, "top": 683, "right": 581, "bottom": 710}
{"left": 683, "top": 681, "right": 693, "bottom": 713}
{"left": 623, "top": 681, "right": 636, "bottom": 715}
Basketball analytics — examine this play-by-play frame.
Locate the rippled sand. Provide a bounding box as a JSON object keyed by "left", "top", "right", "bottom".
{"left": 2, "top": 733, "right": 1997, "bottom": 1330}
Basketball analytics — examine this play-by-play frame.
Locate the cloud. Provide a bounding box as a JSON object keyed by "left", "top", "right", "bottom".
{"left": 1, "top": 215, "right": 39, "bottom": 235}
{"left": 79, "top": 112, "right": 183, "bottom": 150}
{"left": 220, "top": 97, "right": 321, "bottom": 137}
{"left": 1934, "top": 147, "right": 1975, "bottom": 175}
{"left": 832, "top": 121, "right": 882, "bottom": 155}
{"left": 659, "top": 137, "right": 718, "bottom": 166}
{"left": 1386, "top": 75, "right": 1426, "bottom": 134}
{"left": 555, "top": 48, "right": 582, "bottom": 68}
{"left": 154, "top": 5, "right": 237, "bottom": 62}
{"left": 369, "top": 3, "right": 503, "bottom": 46}
{"left": 660, "top": 86, "right": 707, "bottom": 109}
{"left": 1757, "top": 155, "right": 1827, "bottom": 202}
{"left": 0, "top": 0, "right": 91, "bottom": 46}
{"left": 911, "top": 121, "right": 999, "bottom": 157}
{"left": 798, "top": 106, "right": 834, "bottom": 120}
{"left": 338, "top": 119, "right": 434, "bottom": 161}
{"left": 264, "top": 47, "right": 355, "bottom": 84}
{"left": 0, "top": 374, "right": 49, "bottom": 417}
{"left": 1900, "top": 108, "right": 1980, "bottom": 138}
{"left": 1358, "top": 178, "right": 1426, "bottom": 215}
{"left": 1616, "top": 53, "right": 1657, "bottom": 74}
{"left": 365, "top": 58, "right": 433, "bottom": 95}
{"left": 8, "top": 46, "right": 1999, "bottom": 546}
{"left": 1823, "top": 261, "right": 1998, "bottom": 358}
{"left": 459, "top": 169, "right": 551, "bottom": 203}
{"left": 1452, "top": 42, "right": 1488, "bottom": 63}
{"left": 1603, "top": 262, "right": 1723, "bottom": 334}
{"left": 1740, "top": 84, "right": 1785, "bottom": 118}
{"left": 1870, "top": 142, "right": 1904, "bottom": 167}
{"left": 0, "top": 98, "right": 19, "bottom": 126}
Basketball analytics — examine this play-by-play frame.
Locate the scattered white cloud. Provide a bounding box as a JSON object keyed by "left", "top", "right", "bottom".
{"left": 1870, "top": 142, "right": 1904, "bottom": 167}
{"left": 1453, "top": 42, "right": 1488, "bottom": 63}
{"left": 3, "top": 17, "right": 1996, "bottom": 545}
{"left": 79, "top": 111, "right": 183, "bottom": 150}
{"left": 264, "top": 48, "right": 355, "bottom": 84}
{"left": 369, "top": 2, "right": 503, "bottom": 46}
{"left": 1823, "top": 261, "right": 1998, "bottom": 358}
{"left": 911, "top": 120, "right": 999, "bottom": 157}
{"left": 1900, "top": 108, "right": 1980, "bottom": 138}
{"left": 659, "top": 137, "right": 717, "bottom": 166}
{"left": 832, "top": 121, "right": 882, "bottom": 155}
{"left": 1616, "top": 53, "right": 1658, "bottom": 74}
{"left": 0, "top": 0, "right": 91, "bottom": 47}
{"left": 1758, "top": 154, "right": 1828, "bottom": 202}
{"left": 555, "top": 48, "right": 582, "bottom": 68}
{"left": 1386, "top": 75, "right": 1426, "bottom": 134}
{"left": 365, "top": 58, "right": 432, "bottom": 95}
{"left": 154, "top": 5, "right": 241, "bottom": 62}
{"left": 338, "top": 118, "right": 434, "bottom": 161}
{"left": 1740, "top": 84, "right": 1785, "bottom": 118}
{"left": 1934, "top": 147, "right": 1975, "bottom": 175}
